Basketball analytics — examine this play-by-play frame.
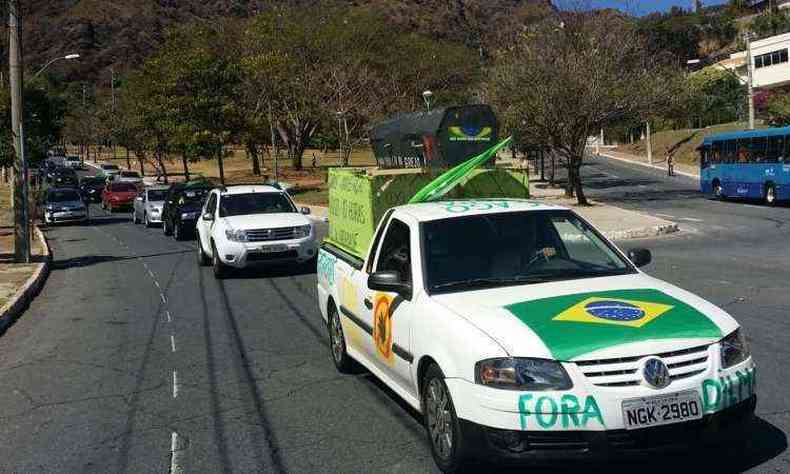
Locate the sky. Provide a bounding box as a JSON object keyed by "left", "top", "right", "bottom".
{"left": 556, "top": 0, "right": 730, "bottom": 15}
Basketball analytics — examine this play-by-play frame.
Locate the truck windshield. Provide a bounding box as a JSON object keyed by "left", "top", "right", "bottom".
{"left": 424, "top": 210, "right": 634, "bottom": 293}
{"left": 219, "top": 193, "right": 296, "bottom": 217}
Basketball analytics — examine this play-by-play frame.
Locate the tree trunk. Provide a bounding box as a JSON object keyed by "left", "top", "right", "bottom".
{"left": 156, "top": 151, "right": 169, "bottom": 184}
{"left": 217, "top": 147, "right": 225, "bottom": 185}
{"left": 572, "top": 155, "right": 588, "bottom": 206}
{"left": 126, "top": 146, "right": 131, "bottom": 170}
{"left": 247, "top": 141, "right": 261, "bottom": 176}
{"left": 565, "top": 158, "right": 575, "bottom": 198}
{"left": 181, "top": 151, "right": 190, "bottom": 182}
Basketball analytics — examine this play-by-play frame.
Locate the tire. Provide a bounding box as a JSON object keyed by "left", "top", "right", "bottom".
{"left": 197, "top": 239, "right": 210, "bottom": 266}
{"left": 765, "top": 183, "right": 777, "bottom": 207}
{"left": 422, "top": 364, "right": 469, "bottom": 473}
{"left": 712, "top": 180, "right": 723, "bottom": 200}
{"left": 327, "top": 303, "right": 355, "bottom": 373}
{"left": 212, "top": 242, "right": 228, "bottom": 279}
{"left": 163, "top": 219, "right": 173, "bottom": 236}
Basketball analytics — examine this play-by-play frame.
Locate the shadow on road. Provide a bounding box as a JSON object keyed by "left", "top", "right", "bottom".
{"left": 51, "top": 249, "right": 193, "bottom": 270}
{"left": 221, "top": 261, "right": 317, "bottom": 279}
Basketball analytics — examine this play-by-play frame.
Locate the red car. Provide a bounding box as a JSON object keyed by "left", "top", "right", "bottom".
{"left": 102, "top": 182, "right": 139, "bottom": 212}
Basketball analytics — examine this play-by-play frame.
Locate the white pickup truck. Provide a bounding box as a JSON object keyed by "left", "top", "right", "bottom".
{"left": 316, "top": 199, "right": 755, "bottom": 472}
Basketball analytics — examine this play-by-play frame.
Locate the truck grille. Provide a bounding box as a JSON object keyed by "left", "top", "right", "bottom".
{"left": 246, "top": 227, "right": 295, "bottom": 242}
{"left": 574, "top": 344, "right": 711, "bottom": 387}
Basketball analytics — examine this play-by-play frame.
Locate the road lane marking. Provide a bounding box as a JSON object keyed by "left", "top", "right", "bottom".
{"left": 166, "top": 310, "right": 172, "bottom": 323}
{"left": 161, "top": 294, "right": 167, "bottom": 304}
{"left": 154, "top": 280, "right": 161, "bottom": 289}
{"left": 655, "top": 213, "right": 676, "bottom": 219}
{"left": 172, "top": 371, "right": 179, "bottom": 398}
{"left": 170, "top": 432, "right": 184, "bottom": 474}
{"left": 171, "top": 335, "right": 176, "bottom": 353}
{"left": 678, "top": 217, "right": 704, "bottom": 223}
{"left": 148, "top": 269, "right": 156, "bottom": 279}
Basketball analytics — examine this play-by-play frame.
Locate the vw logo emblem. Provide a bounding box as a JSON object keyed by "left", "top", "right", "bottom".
{"left": 642, "top": 358, "right": 671, "bottom": 389}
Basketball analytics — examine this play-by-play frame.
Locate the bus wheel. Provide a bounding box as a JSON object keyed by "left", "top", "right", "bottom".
{"left": 765, "top": 183, "right": 777, "bottom": 206}
{"left": 713, "top": 180, "right": 723, "bottom": 199}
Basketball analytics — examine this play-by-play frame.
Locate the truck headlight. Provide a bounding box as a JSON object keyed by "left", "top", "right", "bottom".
{"left": 293, "top": 224, "right": 311, "bottom": 238}
{"left": 225, "top": 229, "right": 248, "bottom": 242}
{"left": 475, "top": 358, "right": 573, "bottom": 391}
{"left": 720, "top": 328, "right": 750, "bottom": 369}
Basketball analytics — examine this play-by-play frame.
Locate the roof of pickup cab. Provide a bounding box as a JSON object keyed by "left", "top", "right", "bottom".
{"left": 219, "top": 184, "right": 283, "bottom": 195}
{"left": 395, "top": 199, "right": 567, "bottom": 222}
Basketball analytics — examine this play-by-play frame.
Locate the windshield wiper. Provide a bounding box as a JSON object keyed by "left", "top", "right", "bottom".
{"left": 432, "top": 275, "right": 556, "bottom": 291}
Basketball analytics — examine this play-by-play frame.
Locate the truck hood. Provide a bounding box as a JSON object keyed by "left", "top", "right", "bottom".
{"left": 222, "top": 212, "right": 309, "bottom": 231}
{"left": 430, "top": 273, "right": 737, "bottom": 361}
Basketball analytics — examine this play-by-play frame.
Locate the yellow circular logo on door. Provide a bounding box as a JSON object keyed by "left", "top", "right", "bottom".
{"left": 373, "top": 294, "right": 394, "bottom": 362}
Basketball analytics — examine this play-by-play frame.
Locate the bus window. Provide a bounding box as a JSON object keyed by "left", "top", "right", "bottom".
{"left": 767, "top": 136, "right": 783, "bottom": 163}
{"left": 723, "top": 140, "right": 736, "bottom": 162}
{"left": 711, "top": 141, "right": 722, "bottom": 163}
{"left": 736, "top": 139, "right": 750, "bottom": 163}
{"left": 782, "top": 135, "right": 790, "bottom": 162}
{"left": 752, "top": 137, "right": 767, "bottom": 162}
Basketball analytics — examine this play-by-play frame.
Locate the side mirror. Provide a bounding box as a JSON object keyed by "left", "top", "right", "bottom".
{"left": 300, "top": 206, "right": 311, "bottom": 215}
{"left": 627, "top": 248, "right": 652, "bottom": 268}
{"left": 202, "top": 212, "right": 214, "bottom": 221}
{"left": 368, "top": 271, "right": 412, "bottom": 298}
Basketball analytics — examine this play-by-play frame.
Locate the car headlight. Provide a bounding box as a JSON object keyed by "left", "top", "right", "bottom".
{"left": 293, "top": 224, "right": 312, "bottom": 238}
{"left": 225, "top": 229, "right": 248, "bottom": 242}
{"left": 720, "top": 328, "right": 750, "bottom": 369}
{"left": 181, "top": 211, "right": 198, "bottom": 220}
{"left": 475, "top": 358, "right": 573, "bottom": 391}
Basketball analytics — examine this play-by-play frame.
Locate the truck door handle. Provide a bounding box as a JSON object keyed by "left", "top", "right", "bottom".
{"left": 364, "top": 298, "right": 373, "bottom": 310}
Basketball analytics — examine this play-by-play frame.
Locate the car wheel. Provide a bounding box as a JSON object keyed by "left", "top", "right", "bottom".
{"left": 712, "top": 180, "right": 724, "bottom": 200}
{"left": 163, "top": 219, "right": 173, "bottom": 236}
{"left": 765, "top": 183, "right": 777, "bottom": 206}
{"left": 212, "top": 242, "right": 228, "bottom": 279}
{"left": 422, "top": 364, "right": 469, "bottom": 473}
{"left": 327, "top": 303, "right": 355, "bottom": 373}
{"left": 197, "top": 240, "right": 210, "bottom": 267}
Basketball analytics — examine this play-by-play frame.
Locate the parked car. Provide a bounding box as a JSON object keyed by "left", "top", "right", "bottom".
{"left": 79, "top": 176, "right": 107, "bottom": 203}
{"left": 48, "top": 167, "right": 79, "bottom": 188}
{"left": 161, "top": 181, "right": 212, "bottom": 240}
{"left": 316, "top": 200, "right": 756, "bottom": 472}
{"left": 196, "top": 184, "right": 317, "bottom": 277}
{"left": 101, "top": 181, "right": 138, "bottom": 212}
{"left": 132, "top": 186, "right": 169, "bottom": 227}
{"left": 64, "top": 155, "right": 83, "bottom": 169}
{"left": 99, "top": 163, "right": 121, "bottom": 177}
{"left": 117, "top": 170, "right": 143, "bottom": 186}
{"left": 41, "top": 187, "right": 89, "bottom": 225}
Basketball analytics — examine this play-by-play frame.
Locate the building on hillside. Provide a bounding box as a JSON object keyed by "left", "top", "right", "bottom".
{"left": 693, "top": 0, "right": 703, "bottom": 13}
{"left": 714, "top": 32, "right": 790, "bottom": 90}
{"left": 748, "top": 0, "right": 790, "bottom": 12}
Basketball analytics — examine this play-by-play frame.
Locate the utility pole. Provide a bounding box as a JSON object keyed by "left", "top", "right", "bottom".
{"left": 268, "top": 102, "right": 278, "bottom": 183}
{"left": 646, "top": 121, "right": 653, "bottom": 165}
{"left": 9, "top": 0, "right": 30, "bottom": 263}
{"left": 745, "top": 32, "right": 756, "bottom": 130}
{"left": 111, "top": 67, "right": 117, "bottom": 161}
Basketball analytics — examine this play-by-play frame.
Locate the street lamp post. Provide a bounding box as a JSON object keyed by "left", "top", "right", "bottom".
{"left": 31, "top": 54, "right": 80, "bottom": 81}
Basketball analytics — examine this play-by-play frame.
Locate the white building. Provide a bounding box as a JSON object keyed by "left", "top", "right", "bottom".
{"left": 717, "top": 32, "right": 790, "bottom": 90}
{"left": 748, "top": 0, "right": 790, "bottom": 12}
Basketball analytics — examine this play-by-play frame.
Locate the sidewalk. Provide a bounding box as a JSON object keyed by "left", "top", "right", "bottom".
{"left": 599, "top": 150, "right": 700, "bottom": 179}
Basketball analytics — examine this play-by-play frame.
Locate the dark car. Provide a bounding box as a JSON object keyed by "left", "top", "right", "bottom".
{"left": 162, "top": 181, "right": 211, "bottom": 240}
{"left": 79, "top": 176, "right": 107, "bottom": 203}
{"left": 48, "top": 167, "right": 79, "bottom": 188}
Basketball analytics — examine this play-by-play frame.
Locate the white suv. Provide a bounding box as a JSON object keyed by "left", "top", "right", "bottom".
{"left": 196, "top": 184, "right": 318, "bottom": 278}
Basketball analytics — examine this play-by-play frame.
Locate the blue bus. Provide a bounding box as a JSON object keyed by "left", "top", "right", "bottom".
{"left": 700, "top": 127, "right": 790, "bottom": 205}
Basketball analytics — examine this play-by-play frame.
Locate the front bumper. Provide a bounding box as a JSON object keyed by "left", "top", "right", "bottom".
{"left": 215, "top": 236, "right": 319, "bottom": 268}
{"left": 46, "top": 210, "right": 88, "bottom": 223}
{"left": 461, "top": 395, "right": 755, "bottom": 463}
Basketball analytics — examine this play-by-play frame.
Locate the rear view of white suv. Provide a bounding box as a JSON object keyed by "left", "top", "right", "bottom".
{"left": 196, "top": 184, "right": 318, "bottom": 278}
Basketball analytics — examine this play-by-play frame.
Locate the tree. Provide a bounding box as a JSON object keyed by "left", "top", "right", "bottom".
{"left": 764, "top": 93, "right": 790, "bottom": 126}
{"left": 486, "top": 12, "right": 683, "bottom": 205}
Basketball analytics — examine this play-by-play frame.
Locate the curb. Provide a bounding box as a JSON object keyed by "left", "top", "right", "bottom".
{"left": 0, "top": 226, "right": 51, "bottom": 335}
{"left": 603, "top": 222, "right": 680, "bottom": 241}
{"left": 598, "top": 153, "right": 700, "bottom": 180}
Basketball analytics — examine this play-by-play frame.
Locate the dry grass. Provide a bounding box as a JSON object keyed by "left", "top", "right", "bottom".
{"left": 615, "top": 122, "right": 766, "bottom": 166}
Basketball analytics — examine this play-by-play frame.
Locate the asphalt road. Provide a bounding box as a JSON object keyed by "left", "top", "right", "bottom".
{"left": 0, "top": 161, "right": 787, "bottom": 473}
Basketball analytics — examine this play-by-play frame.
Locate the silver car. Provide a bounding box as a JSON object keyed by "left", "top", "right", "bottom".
{"left": 132, "top": 186, "right": 168, "bottom": 227}
{"left": 42, "top": 188, "right": 89, "bottom": 225}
